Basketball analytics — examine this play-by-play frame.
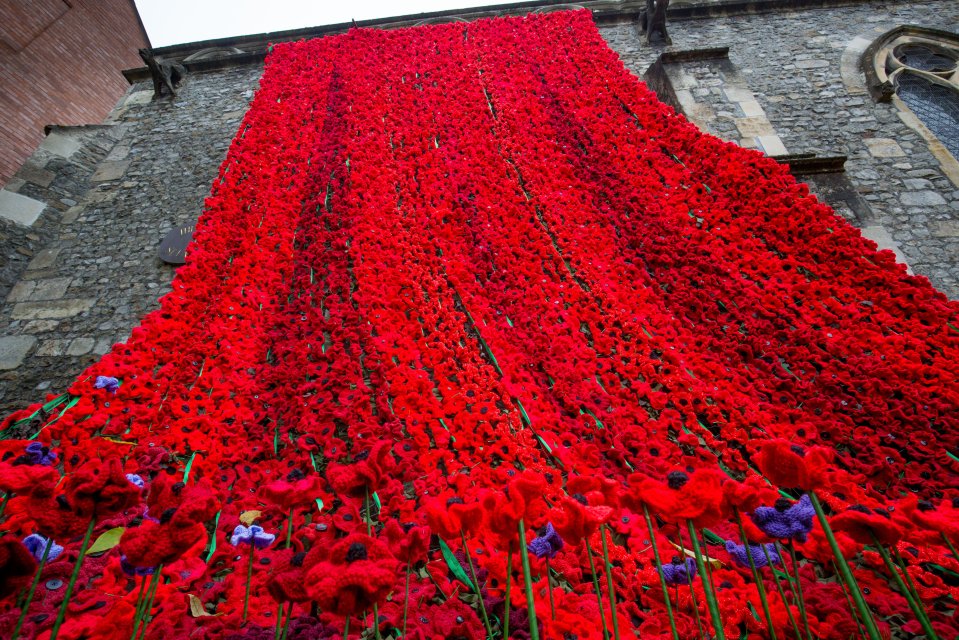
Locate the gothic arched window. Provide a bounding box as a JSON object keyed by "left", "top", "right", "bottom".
{"left": 895, "top": 72, "right": 959, "bottom": 159}
{"left": 863, "top": 26, "right": 959, "bottom": 170}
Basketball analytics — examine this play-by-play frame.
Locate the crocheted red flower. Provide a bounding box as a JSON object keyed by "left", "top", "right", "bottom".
{"left": 479, "top": 488, "right": 527, "bottom": 552}
{"left": 721, "top": 475, "right": 778, "bottom": 514}
{"left": 383, "top": 519, "right": 430, "bottom": 565}
{"left": 305, "top": 533, "right": 397, "bottom": 616}
{"left": 0, "top": 536, "right": 36, "bottom": 598}
{"left": 119, "top": 485, "right": 218, "bottom": 568}
{"left": 626, "top": 469, "right": 726, "bottom": 526}
{"left": 552, "top": 494, "right": 612, "bottom": 545}
{"left": 266, "top": 548, "right": 313, "bottom": 604}
{"left": 831, "top": 506, "right": 904, "bottom": 546}
{"left": 404, "top": 596, "right": 482, "bottom": 639}
{"left": 755, "top": 440, "right": 834, "bottom": 491}
{"left": 0, "top": 459, "right": 58, "bottom": 495}
{"left": 258, "top": 472, "right": 326, "bottom": 510}
{"left": 567, "top": 474, "right": 622, "bottom": 510}
{"left": 426, "top": 495, "right": 484, "bottom": 539}
{"left": 62, "top": 459, "right": 142, "bottom": 518}
{"left": 326, "top": 442, "right": 394, "bottom": 497}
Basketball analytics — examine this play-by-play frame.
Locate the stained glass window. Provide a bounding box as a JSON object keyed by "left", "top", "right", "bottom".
{"left": 894, "top": 44, "right": 957, "bottom": 73}
{"left": 896, "top": 72, "right": 959, "bottom": 160}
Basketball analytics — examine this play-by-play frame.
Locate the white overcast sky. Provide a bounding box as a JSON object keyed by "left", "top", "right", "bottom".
{"left": 135, "top": 1, "right": 533, "bottom": 47}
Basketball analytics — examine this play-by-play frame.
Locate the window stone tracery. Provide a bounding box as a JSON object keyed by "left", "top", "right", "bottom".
{"left": 863, "top": 25, "right": 959, "bottom": 181}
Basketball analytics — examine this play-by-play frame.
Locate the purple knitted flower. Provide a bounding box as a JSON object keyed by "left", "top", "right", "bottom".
{"left": 121, "top": 554, "right": 156, "bottom": 577}
{"left": 231, "top": 524, "right": 275, "bottom": 550}
{"left": 659, "top": 557, "right": 697, "bottom": 585}
{"left": 724, "top": 540, "right": 781, "bottom": 568}
{"left": 750, "top": 494, "right": 815, "bottom": 542}
{"left": 528, "top": 522, "right": 564, "bottom": 559}
{"left": 22, "top": 534, "right": 64, "bottom": 562}
{"left": 24, "top": 442, "right": 56, "bottom": 466}
{"left": 94, "top": 375, "right": 120, "bottom": 393}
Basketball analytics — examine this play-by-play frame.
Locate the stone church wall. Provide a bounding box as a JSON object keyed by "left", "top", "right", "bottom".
{"left": 0, "top": 0, "right": 957, "bottom": 415}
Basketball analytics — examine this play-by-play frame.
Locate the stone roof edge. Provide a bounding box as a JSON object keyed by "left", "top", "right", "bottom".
{"left": 122, "top": 0, "right": 876, "bottom": 83}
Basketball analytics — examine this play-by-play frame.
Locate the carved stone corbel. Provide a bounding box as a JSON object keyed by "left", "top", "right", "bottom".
{"left": 138, "top": 48, "right": 187, "bottom": 98}
{"left": 640, "top": 0, "right": 671, "bottom": 46}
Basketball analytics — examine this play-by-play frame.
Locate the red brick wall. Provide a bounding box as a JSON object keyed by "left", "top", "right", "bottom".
{"left": 0, "top": 0, "right": 148, "bottom": 186}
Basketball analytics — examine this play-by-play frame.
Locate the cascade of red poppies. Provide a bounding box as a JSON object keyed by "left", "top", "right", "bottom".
{"left": 1, "top": 9, "right": 958, "bottom": 640}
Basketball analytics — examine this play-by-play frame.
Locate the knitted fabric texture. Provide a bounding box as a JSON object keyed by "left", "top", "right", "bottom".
{"left": 750, "top": 494, "right": 816, "bottom": 542}
{"left": 528, "top": 522, "right": 564, "bottom": 559}
{"left": 724, "top": 540, "right": 780, "bottom": 568}
{"left": 659, "top": 558, "right": 697, "bottom": 586}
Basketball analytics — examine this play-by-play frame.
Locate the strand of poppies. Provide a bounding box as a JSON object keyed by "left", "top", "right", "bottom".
{"left": 480, "top": 13, "right": 824, "bottom": 470}
{"left": 268, "top": 65, "right": 380, "bottom": 466}
{"left": 337, "top": 28, "right": 549, "bottom": 484}
{"left": 360, "top": 25, "right": 644, "bottom": 636}
{"left": 55, "top": 37, "right": 326, "bottom": 458}
{"left": 462, "top": 21, "right": 708, "bottom": 460}
{"left": 524, "top": 11, "right": 959, "bottom": 510}
{"left": 14, "top": 37, "right": 342, "bottom": 636}
{"left": 101, "top": 41, "right": 320, "bottom": 476}
{"left": 415, "top": 24, "right": 664, "bottom": 477}
{"left": 556, "top": 12, "right": 959, "bottom": 478}
{"left": 410, "top": 55, "right": 766, "bottom": 637}
{"left": 268, "top": 38, "right": 452, "bottom": 504}
{"left": 464, "top": 15, "right": 944, "bottom": 636}
{"left": 292, "top": 20, "right": 548, "bottom": 556}
{"left": 238, "top": 41, "right": 452, "bottom": 636}
{"left": 416, "top": 23, "right": 748, "bottom": 636}
{"left": 418, "top": 67, "right": 744, "bottom": 596}
{"left": 576, "top": 38, "right": 959, "bottom": 490}
{"left": 464, "top": 18, "right": 772, "bottom": 490}
{"left": 322, "top": 35, "right": 568, "bottom": 640}
{"left": 0, "top": 43, "right": 326, "bottom": 636}
{"left": 383, "top": 45, "right": 575, "bottom": 482}
{"left": 414, "top": 35, "right": 756, "bottom": 636}
{"left": 466, "top": 20, "right": 764, "bottom": 450}
{"left": 436, "top": 20, "right": 824, "bottom": 640}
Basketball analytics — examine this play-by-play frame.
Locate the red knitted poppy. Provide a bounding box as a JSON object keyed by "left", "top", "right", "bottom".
{"left": 755, "top": 440, "right": 834, "bottom": 491}
{"left": 62, "top": 459, "right": 141, "bottom": 518}
{"left": 0, "top": 537, "right": 36, "bottom": 598}
{"left": 304, "top": 534, "right": 397, "bottom": 616}
{"left": 832, "top": 508, "right": 904, "bottom": 546}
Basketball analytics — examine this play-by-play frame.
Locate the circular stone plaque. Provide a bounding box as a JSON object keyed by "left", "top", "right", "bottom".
{"left": 159, "top": 224, "right": 195, "bottom": 265}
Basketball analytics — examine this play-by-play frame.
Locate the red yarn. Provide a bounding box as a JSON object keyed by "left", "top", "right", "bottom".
{"left": 567, "top": 474, "right": 622, "bottom": 509}
{"left": 552, "top": 494, "right": 612, "bottom": 545}
{"left": 326, "top": 442, "right": 394, "bottom": 497}
{"left": 0, "top": 461, "right": 57, "bottom": 495}
{"left": 258, "top": 475, "right": 325, "bottom": 511}
{"left": 627, "top": 469, "right": 727, "bottom": 527}
{"left": 120, "top": 485, "right": 218, "bottom": 569}
{"left": 832, "top": 508, "right": 904, "bottom": 546}
{"left": 266, "top": 549, "right": 312, "bottom": 604}
{"left": 480, "top": 489, "right": 526, "bottom": 552}
{"left": 0, "top": 537, "right": 36, "bottom": 598}
{"left": 305, "top": 534, "right": 397, "bottom": 616}
{"left": 911, "top": 498, "right": 959, "bottom": 540}
{"left": 27, "top": 483, "right": 90, "bottom": 539}
{"left": 755, "top": 440, "right": 834, "bottom": 491}
{"left": 62, "top": 459, "right": 141, "bottom": 518}
{"left": 383, "top": 519, "right": 430, "bottom": 565}
{"left": 721, "top": 475, "right": 778, "bottom": 514}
